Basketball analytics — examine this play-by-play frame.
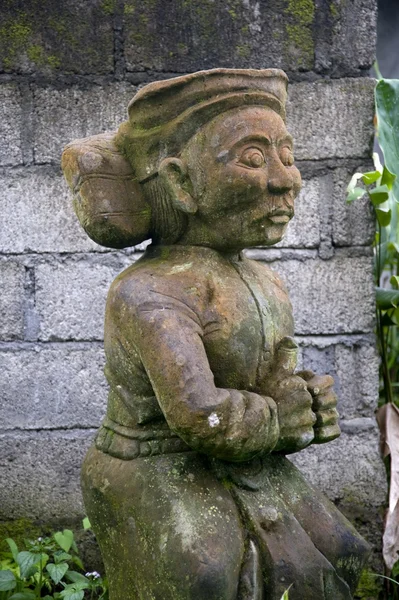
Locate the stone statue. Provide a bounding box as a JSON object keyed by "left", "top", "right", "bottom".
{"left": 62, "top": 69, "right": 370, "bottom": 600}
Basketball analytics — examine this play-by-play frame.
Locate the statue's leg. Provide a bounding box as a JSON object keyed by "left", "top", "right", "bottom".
{"left": 82, "top": 446, "right": 245, "bottom": 600}
{"left": 265, "top": 455, "right": 370, "bottom": 594}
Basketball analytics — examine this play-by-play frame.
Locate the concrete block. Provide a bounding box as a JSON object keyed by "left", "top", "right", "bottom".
{"left": 275, "top": 176, "right": 321, "bottom": 249}
{"left": 288, "top": 79, "right": 375, "bottom": 161}
{"left": 0, "top": 429, "right": 93, "bottom": 521}
{"left": 33, "top": 83, "right": 138, "bottom": 164}
{"left": 0, "top": 261, "right": 25, "bottom": 341}
{"left": 332, "top": 166, "right": 375, "bottom": 247}
{"left": 0, "top": 0, "right": 113, "bottom": 75}
{"left": 290, "top": 425, "right": 386, "bottom": 510}
{"left": 35, "top": 257, "right": 133, "bottom": 341}
{"left": 33, "top": 79, "right": 375, "bottom": 167}
{"left": 272, "top": 256, "right": 375, "bottom": 334}
{"left": 123, "top": 0, "right": 316, "bottom": 73}
{"left": 334, "top": 342, "right": 379, "bottom": 420}
{"left": 0, "top": 344, "right": 107, "bottom": 429}
{"left": 329, "top": 0, "right": 377, "bottom": 77}
{"left": 0, "top": 167, "right": 102, "bottom": 253}
{"left": 299, "top": 337, "right": 379, "bottom": 420}
{"left": 0, "top": 84, "right": 23, "bottom": 166}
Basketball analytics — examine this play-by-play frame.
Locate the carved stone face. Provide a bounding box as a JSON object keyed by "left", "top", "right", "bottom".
{"left": 180, "top": 106, "right": 302, "bottom": 250}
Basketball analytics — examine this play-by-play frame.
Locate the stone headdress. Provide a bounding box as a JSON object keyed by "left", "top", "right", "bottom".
{"left": 62, "top": 68, "right": 288, "bottom": 249}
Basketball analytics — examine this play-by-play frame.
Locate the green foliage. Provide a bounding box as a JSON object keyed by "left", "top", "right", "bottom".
{"left": 0, "top": 524, "right": 107, "bottom": 600}
{"left": 347, "top": 88, "right": 399, "bottom": 408}
{"left": 347, "top": 75, "right": 399, "bottom": 598}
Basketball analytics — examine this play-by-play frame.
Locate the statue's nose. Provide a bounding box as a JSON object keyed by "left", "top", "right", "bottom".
{"left": 267, "top": 158, "right": 293, "bottom": 194}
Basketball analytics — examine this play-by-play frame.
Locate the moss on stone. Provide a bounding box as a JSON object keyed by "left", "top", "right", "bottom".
{"left": 101, "top": 0, "right": 116, "bottom": 16}
{"left": 0, "top": 519, "right": 42, "bottom": 553}
{"left": 330, "top": 2, "right": 339, "bottom": 19}
{"left": 0, "top": 16, "right": 32, "bottom": 69}
{"left": 124, "top": 4, "right": 135, "bottom": 15}
{"left": 284, "top": 0, "right": 315, "bottom": 69}
{"left": 354, "top": 568, "right": 383, "bottom": 599}
{"left": 236, "top": 44, "right": 251, "bottom": 59}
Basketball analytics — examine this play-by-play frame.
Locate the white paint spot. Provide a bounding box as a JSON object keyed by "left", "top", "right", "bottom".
{"left": 208, "top": 412, "right": 220, "bottom": 427}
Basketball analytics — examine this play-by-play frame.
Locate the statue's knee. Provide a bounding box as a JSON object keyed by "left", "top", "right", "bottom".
{"left": 187, "top": 560, "right": 240, "bottom": 600}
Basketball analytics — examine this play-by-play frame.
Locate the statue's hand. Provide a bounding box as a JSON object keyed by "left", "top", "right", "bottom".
{"left": 270, "top": 374, "right": 316, "bottom": 453}
{"left": 296, "top": 370, "right": 341, "bottom": 444}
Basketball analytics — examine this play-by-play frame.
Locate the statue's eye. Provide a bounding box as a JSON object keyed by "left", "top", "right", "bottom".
{"left": 280, "top": 147, "right": 294, "bottom": 167}
{"left": 239, "top": 148, "right": 265, "bottom": 169}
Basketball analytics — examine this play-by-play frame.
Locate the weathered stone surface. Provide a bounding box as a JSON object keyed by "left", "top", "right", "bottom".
{"left": 298, "top": 336, "right": 380, "bottom": 420}
{"left": 0, "top": 344, "right": 107, "bottom": 429}
{"left": 0, "top": 0, "right": 113, "bottom": 75}
{"left": 272, "top": 256, "right": 375, "bottom": 334}
{"left": 291, "top": 425, "right": 386, "bottom": 509}
{"left": 0, "top": 261, "right": 25, "bottom": 341}
{"left": 123, "top": 0, "right": 376, "bottom": 76}
{"left": 328, "top": 0, "right": 377, "bottom": 77}
{"left": 335, "top": 342, "right": 379, "bottom": 420}
{"left": 275, "top": 176, "right": 321, "bottom": 248}
{"left": 287, "top": 78, "right": 375, "bottom": 161}
{"left": 0, "top": 167, "right": 102, "bottom": 253}
{"left": 0, "top": 84, "right": 23, "bottom": 166}
{"left": 332, "top": 166, "right": 375, "bottom": 247}
{"left": 123, "top": 0, "right": 316, "bottom": 73}
{"left": 0, "top": 429, "right": 93, "bottom": 521}
{"left": 33, "top": 83, "right": 138, "bottom": 164}
{"left": 35, "top": 257, "right": 133, "bottom": 341}
{"left": 33, "top": 80, "right": 375, "bottom": 167}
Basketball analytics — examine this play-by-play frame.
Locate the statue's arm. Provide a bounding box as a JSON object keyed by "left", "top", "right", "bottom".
{"left": 131, "top": 291, "right": 280, "bottom": 462}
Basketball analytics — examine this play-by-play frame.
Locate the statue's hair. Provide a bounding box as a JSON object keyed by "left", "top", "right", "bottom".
{"left": 142, "top": 176, "right": 187, "bottom": 245}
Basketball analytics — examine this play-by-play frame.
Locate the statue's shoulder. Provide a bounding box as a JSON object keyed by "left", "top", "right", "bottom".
{"left": 107, "top": 247, "right": 214, "bottom": 314}
{"left": 243, "top": 255, "right": 289, "bottom": 294}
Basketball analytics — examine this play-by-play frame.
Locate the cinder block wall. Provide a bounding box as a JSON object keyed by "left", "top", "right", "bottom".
{"left": 0, "top": 0, "right": 385, "bottom": 564}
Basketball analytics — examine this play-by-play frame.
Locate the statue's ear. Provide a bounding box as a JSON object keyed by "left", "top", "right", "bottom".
{"left": 158, "top": 158, "right": 198, "bottom": 215}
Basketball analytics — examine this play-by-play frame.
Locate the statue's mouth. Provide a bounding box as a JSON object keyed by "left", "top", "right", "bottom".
{"left": 267, "top": 213, "right": 291, "bottom": 224}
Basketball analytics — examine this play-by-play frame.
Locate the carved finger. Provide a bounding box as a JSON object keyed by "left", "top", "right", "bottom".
{"left": 313, "top": 423, "right": 341, "bottom": 444}
{"left": 313, "top": 407, "right": 339, "bottom": 428}
{"left": 305, "top": 374, "right": 335, "bottom": 397}
{"left": 296, "top": 369, "right": 315, "bottom": 382}
{"left": 312, "top": 390, "right": 338, "bottom": 412}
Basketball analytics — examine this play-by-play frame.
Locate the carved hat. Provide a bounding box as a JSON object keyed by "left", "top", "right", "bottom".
{"left": 117, "top": 68, "right": 289, "bottom": 182}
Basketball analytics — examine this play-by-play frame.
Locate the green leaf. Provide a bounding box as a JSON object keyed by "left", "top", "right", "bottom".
{"left": 376, "top": 206, "right": 392, "bottom": 227}
{"left": 381, "top": 165, "right": 397, "bottom": 189}
{"left": 376, "top": 287, "right": 399, "bottom": 309}
{"left": 280, "top": 585, "right": 292, "bottom": 599}
{"left": 16, "top": 552, "right": 41, "bottom": 579}
{"left": 54, "top": 552, "right": 72, "bottom": 564}
{"left": 391, "top": 275, "right": 399, "bottom": 289}
{"left": 362, "top": 170, "right": 381, "bottom": 185}
{"left": 347, "top": 187, "right": 366, "bottom": 203}
{"left": 54, "top": 530, "right": 74, "bottom": 553}
{"left": 70, "top": 556, "right": 84, "bottom": 571}
{"left": 65, "top": 571, "right": 89, "bottom": 584}
{"left": 369, "top": 185, "right": 390, "bottom": 205}
{"left": 46, "top": 562, "right": 69, "bottom": 585}
{"left": 0, "top": 570, "right": 16, "bottom": 591}
{"left": 60, "top": 582, "right": 87, "bottom": 600}
{"left": 5, "top": 539, "right": 19, "bottom": 563}
{"left": 82, "top": 517, "right": 91, "bottom": 530}
{"left": 60, "top": 592, "right": 85, "bottom": 600}
{"left": 9, "top": 593, "right": 36, "bottom": 600}
{"left": 375, "top": 79, "right": 399, "bottom": 203}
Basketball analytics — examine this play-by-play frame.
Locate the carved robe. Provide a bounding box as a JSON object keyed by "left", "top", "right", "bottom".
{"left": 82, "top": 244, "right": 369, "bottom": 600}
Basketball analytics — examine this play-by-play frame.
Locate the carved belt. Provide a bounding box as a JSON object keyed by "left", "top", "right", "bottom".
{"left": 95, "top": 416, "right": 192, "bottom": 460}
